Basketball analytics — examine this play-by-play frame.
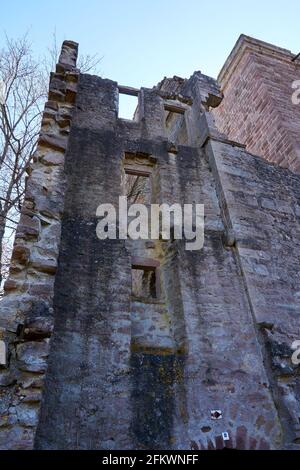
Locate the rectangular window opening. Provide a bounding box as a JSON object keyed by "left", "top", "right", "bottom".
{"left": 118, "top": 86, "right": 139, "bottom": 120}
{"left": 132, "top": 267, "right": 157, "bottom": 300}
{"left": 122, "top": 153, "right": 155, "bottom": 205}
{"left": 164, "top": 110, "right": 185, "bottom": 128}
{"left": 164, "top": 102, "right": 188, "bottom": 144}
{"left": 124, "top": 172, "right": 151, "bottom": 205}
{"left": 131, "top": 258, "right": 160, "bottom": 301}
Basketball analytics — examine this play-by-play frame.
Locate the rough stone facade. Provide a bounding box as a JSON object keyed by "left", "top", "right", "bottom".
{"left": 0, "top": 40, "right": 79, "bottom": 449}
{"left": 0, "top": 37, "right": 299, "bottom": 450}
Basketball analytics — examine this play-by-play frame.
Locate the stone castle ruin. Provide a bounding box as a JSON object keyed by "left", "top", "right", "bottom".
{"left": 0, "top": 35, "right": 299, "bottom": 450}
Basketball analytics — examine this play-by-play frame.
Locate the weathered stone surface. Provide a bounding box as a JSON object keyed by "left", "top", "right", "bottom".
{"left": 57, "top": 40, "right": 78, "bottom": 73}
{"left": 65, "top": 82, "right": 77, "bottom": 103}
{"left": 11, "top": 245, "right": 30, "bottom": 265}
{"left": 15, "top": 404, "right": 39, "bottom": 427}
{"left": 41, "top": 151, "right": 65, "bottom": 166}
{"left": 34, "top": 68, "right": 289, "bottom": 451}
{"left": 19, "top": 374, "right": 44, "bottom": 390}
{"left": 0, "top": 340, "right": 6, "bottom": 367}
{"left": 17, "top": 215, "right": 40, "bottom": 239}
{"left": 0, "top": 48, "right": 78, "bottom": 461}
{"left": 1, "top": 36, "right": 300, "bottom": 451}
{"left": 0, "top": 370, "right": 15, "bottom": 386}
{"left": 27, "top": 281, "right": 55, "bottom": 299}
{"left": 20, "top": 389, "right": 42, "bottom": 403}
{"left": 0, "top": 425, "right": 35, "bottom": 450}
{"left": 17, "top": 341, "right": 49, "bottom": 373}
{"left": 30, "top": 250, "right": 57, "bottom": 274}
{"left": 38, "top": 133, "right": 68, "bottom": 152}
{"left": 23, "top": 316, "right": 53, "bottom": 339}
{"left": 3, "top": 279, "right": 19, "bottom": 292}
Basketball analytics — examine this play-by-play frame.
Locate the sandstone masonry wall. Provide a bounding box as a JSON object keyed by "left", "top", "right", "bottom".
{"left": 0, "top": 41, "right": 79, "bottom": 449}
{"left": 202, "top": 114, "right": 300, "bottom": 448}
{"left": 0, "top": 37, "right": 300, "bottom": 450}
{"left": 213, "top": 35, "right": 300, "bottom": 173}
{"left": 35, "top": 69, "right": 287, "bottom": 450}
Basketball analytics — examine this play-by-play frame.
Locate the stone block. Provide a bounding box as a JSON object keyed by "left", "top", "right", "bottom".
{"left": 17, "top": 215, "right": 40, "bottom": 239}
{"left": 11, "top": 245, "right": 30, "bottom": 265}
{"left": 15, "top": 404, "right": 39, "bottom": 427}
{"left": 23, "top": 316, "right": 53, "bottom": 340}
{"left": 38, "top": 133, "right": 68, "bottom": 152}
{"left": 41, "top": 151, "right": 65, "bottom": 166}
{"left": 16, "top": 341, "right": 49, "bottom": 373}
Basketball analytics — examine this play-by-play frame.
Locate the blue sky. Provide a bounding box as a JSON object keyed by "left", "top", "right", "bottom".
{"left": 1, "top": 0, "right": 299, "bottom": 116}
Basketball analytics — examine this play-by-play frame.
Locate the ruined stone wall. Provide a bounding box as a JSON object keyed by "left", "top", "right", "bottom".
{"left": 0, "top": 38, "right": 300, "bottom": 451}
{"left": 213, "top": 35, "right": 300, "bottom": 173}
{"left": 35, "top": 69, "right": 290, "bottom": 450}
{"left": 204, "top": 134, "right": 300, "bottom": 447}
{"left": 0, "top": 41, "right": 79, "bottom": 449}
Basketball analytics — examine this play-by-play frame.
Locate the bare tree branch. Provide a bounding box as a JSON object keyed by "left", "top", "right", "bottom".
{"left": 0, "top": 34, "right": 45, "bottom": 287}
{"left": 0, "top": 32, "right": 102, "bottom": 289}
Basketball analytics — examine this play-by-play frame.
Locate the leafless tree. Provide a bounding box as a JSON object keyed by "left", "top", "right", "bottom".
{"left": 0, "top": 236, "right": 12, "bottom": 297}
{"left": 0, "top": 33, "right": 102, "bottom": 289}
{"left": 125, "top": 174, "right": 150, "bottom": 204}
{"left": 0, "top": 34, "right": 44, "bottom": 289}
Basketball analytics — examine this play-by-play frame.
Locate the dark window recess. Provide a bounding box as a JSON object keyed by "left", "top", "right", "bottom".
{"left": 164, "top": 102, "right": 188, "bottom": 144}
{"left": 132, "top": 267, "right": 157, "bottom": 299}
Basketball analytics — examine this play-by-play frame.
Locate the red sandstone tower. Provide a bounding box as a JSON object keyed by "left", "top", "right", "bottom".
{"left": 214, "top": 34, "right": 300, "bottom": 172}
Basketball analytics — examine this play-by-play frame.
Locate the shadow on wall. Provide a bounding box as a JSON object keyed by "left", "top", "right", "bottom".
{"left": 130, "top": 352, "right": 185, "bottom": 449}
